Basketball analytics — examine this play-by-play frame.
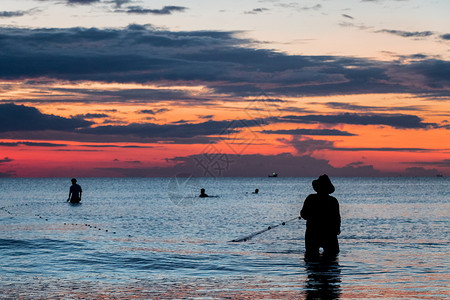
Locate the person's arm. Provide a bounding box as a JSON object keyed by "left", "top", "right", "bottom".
{"left": 67, "top": 188, "right": 72, "bottom": 202}
{"left": 300, "top": 195, "right": 312, "bottom": 220}
{"left": 334, "top": 198, "right": 341, "bottom": 235}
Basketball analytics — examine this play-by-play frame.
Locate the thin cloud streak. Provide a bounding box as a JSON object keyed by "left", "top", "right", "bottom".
{"left": 122, "top": 6, "right": 188, "bottom": 15}
{"left": 280, "top": 113, "right": 436, "bottom": 129}
{"left": 262, "top": 128, "right": 356, "bottom": 136}
{"left": 376, "top": 29, "right": 434, "bottom": 38}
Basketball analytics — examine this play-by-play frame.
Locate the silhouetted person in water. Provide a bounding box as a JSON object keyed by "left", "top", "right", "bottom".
{"left": 67, "top": 178, "right": 82, "bottom": 203}
{"left": 301, "top": 174, "right": 340, "bottom": 259}
{"left": 252, "top": 189, "right": 259, "bottom": 194}
{"left": 199, "top": 188, "right": 208, "bottom": 198}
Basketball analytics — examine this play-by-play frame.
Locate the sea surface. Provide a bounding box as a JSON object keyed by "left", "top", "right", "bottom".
{"left": 0, "top": 177, "right": 449, "bottom": 299}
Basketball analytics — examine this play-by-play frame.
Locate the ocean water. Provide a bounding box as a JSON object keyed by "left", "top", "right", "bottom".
{"left": 0, "top": 177, "right": 449, "bottom": 299}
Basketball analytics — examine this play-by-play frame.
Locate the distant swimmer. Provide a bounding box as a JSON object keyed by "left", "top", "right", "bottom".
{"left": 300, "top": 174, "right": 341, "bottom": 259}
{"left": 252, "top": 188, "right": 259, "bottom": 194}
{"left": 199, "top": 188, "right": 209, "bottom": 198}
{"left": 67, "top": 178, "right": 82, "bottom": 203}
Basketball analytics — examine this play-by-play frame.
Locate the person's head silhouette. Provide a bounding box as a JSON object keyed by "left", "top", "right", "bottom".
{"left": 200, "top": 188, "right": 208, "bottom": 197}
{"left": 312, "top": 174, "right": 335, "bottom": 194}
{"left": 71, "top": 178, "right": 77, "bottom": 184}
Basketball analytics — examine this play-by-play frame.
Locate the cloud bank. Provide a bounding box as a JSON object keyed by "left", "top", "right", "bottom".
{"left": 0, "top": 25, "right": 448, "bottom": 99}
{"left": 0, "top": 103, "right": 92, "bottom": 133}
{"left": 95, "top": 152, "right": 384, "bottom": 177}
{"left": 123, "top": 6, "right": 187, "bottom": 15}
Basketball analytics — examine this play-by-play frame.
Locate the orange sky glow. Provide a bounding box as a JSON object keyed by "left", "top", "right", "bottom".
{"left": 0, "top": 0, "right": 449, "bottom": 177}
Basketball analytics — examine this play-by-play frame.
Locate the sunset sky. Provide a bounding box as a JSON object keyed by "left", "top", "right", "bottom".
{"left": 0, "top": 0, "right": 449, "bottom": 177}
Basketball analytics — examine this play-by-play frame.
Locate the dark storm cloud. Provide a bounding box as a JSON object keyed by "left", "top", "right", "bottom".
{"left": 77, "top": 119, "right": 256, "bottom": 138}
{"left": 401, "top": 59, "right": 450, "bottom": 90}
{"left": 279, "top": 107, "right": 312, "bottom": 113}
{"left": 244, "top": 8, "right": 269, "bottom": 14}
{"left": 0, "top": 157, "right": 13, "bottom": 163}
{"left": 0, "top": 141, "right": 67, "bottom": 147}
{"left": 106, "top": 0, "right": 132, "bottom": 8}
{"left": 278, "top": 136, "right": 335, "bottom": 155}
{"left": 73, "top": 113, "right": 109, "bottom": 119}
{"left": 332, "top": 147, "right": 433, "bottom": 152}
{"left": 68, "top": 0, "right": 100, "bottom": 4}
{"left": 279, "top": 136, "right": 435, "bottom": 154}
{"left": 0, "top": 11, "right": 28, "bottom": 18}
{"left": 0, "top": 103, "right": 441, "bottom": 146}
{"left": 0, "top": 26, "right": 448, "bottom": 98}
{"left": 157, "top": 136, "right": 222, "bottom": 144}
{"left": 198, "top": 115, "right": 214, "bottom": 120}
{"left": 43, "top": 87, "right": 204, "bottom": 104}
{"left": 361, "top": 0, "right": 411, "bottom": 2}
{"left": 80, "top": 144, "right": 153, "bottom": 148}
{"left": 54, "top": 149, "right": 102, "bottom": 152}
{"left": 276, "top": 3, "right": 322, "bottom": 11}
{"left": 404, "top": 159, "right": 450, "bottom": 167}
{"left": 138, "top": 108, "right": 169, "bottom": 115}
{"left": 123, "top": 6, "right": 187, "bottom": 15}
{"left": 172, "top": 120, "right": 189, "bottom": 124}
{"left": 280, "top": 113, "right": 436, "bottom": 129}
{"left": 338, "top": 21, "right": 371, "bottom": 30}
{"left": 262, "top": 128, "right": 356, "bottom": 136}
{"left": 323, "top": 102, "right": 427, "bottom": 112}
{"left": 0, "top": 103, "right": 93, "bottom": 133}
{"left": 376, "top": 29, "right": 434, "bottom": 38}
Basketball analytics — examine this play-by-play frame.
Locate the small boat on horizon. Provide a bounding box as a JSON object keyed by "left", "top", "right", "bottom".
{"left": 268, "top": 172, "right": 278, "bottom": 177}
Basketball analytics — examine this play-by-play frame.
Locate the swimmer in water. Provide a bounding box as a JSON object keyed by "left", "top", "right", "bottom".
{"left": 199, "top": 188, "right": 209, "bottom": 198}
{"left": 67, "top": 178, "right": 82, "bottom": 203}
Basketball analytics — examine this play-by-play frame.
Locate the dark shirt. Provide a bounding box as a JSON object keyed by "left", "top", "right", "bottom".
{"left": 301, "top": 193, "right": 340, "bottom": 236}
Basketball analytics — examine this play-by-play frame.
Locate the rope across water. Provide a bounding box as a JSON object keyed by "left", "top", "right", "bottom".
{"left": 229, "top": 216, "right": 301, "bottom": 242}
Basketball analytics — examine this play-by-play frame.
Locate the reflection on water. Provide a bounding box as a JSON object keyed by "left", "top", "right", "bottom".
{"left": 304, "top": 257, "right": 341, "bottom": 299}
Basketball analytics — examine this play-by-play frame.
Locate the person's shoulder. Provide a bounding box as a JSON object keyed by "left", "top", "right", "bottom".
{"left": 328, "top": 195, "right": 338, "bottom": 203}
{"left": 305, "top": 194, "right": 318, "bottom": 200}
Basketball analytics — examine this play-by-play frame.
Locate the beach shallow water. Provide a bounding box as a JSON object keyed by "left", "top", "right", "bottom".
{"left": 1, "top": 177, "right": 449, "bottom": 299}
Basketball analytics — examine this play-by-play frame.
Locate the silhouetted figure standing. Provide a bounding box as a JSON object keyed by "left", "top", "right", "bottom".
{"left": 67, "top": 178, "right": 82, "bottom": 203}
{"left": 199, "top": 188, "right": 208, "bottom": 198}
{"left": 301, "top": 174, "right": 340, "bottom": 258}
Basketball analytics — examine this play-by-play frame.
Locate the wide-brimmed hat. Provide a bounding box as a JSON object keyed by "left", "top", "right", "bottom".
{"left": 312, "top": 174, "right": 335, "bottom": 194}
